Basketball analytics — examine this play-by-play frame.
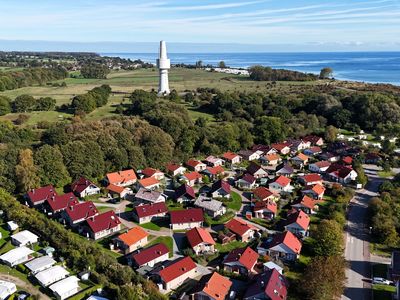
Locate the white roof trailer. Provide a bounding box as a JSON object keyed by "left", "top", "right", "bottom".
{"left": 49, "top": 276, "right": 80, "bottom": 300}
{"left": 0, "top": 246, "right": 34, "bottom": 267}
{"left": 35, "top": 265, "right": 69, "bottom": 287}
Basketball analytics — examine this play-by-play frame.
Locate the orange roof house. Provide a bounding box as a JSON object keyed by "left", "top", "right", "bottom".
{"left": 106, "top": 169, "right": 137, "bottom": 187}
{"left": 192, "top": 272, "right": 232, "bottom": 300}
{"left": 115, "top": 226, "right": 149, "bottom": 254}
{"left": 137, "top": 177, "right": 160, "bottom": 190}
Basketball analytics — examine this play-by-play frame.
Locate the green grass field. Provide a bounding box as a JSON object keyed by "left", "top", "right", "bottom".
{"left": 0, "top": 68, "right": 322, "bottom": 126}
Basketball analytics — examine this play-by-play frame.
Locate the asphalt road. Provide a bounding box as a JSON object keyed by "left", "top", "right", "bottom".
{"left": 342, "top": 165, "right": 386, "bottom": 300}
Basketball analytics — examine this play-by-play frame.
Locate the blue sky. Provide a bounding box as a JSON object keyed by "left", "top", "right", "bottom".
{"left": 0, "top": 0, "right": 400, "bottom": 51}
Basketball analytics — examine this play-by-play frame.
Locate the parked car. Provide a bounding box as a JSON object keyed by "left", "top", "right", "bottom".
{"left": 372, "top": 277, "right": 392, "bottom": 285}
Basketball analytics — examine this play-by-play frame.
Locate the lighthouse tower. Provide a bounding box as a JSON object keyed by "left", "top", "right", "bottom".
{"left": 157, "top": 40, "right": 170, "bottom": 96}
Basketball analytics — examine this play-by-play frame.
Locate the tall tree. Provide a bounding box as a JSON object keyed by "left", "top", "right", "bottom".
{"left": 15, "top": 149, "right": 39, "bottom": 193}
{"left": 300, "top": 256, "right": 346, "bottom": 300}
{"left": 312, "top": 219, "right": 344, "bottom": 256}
{"left": 34, "top": 145, "right": 70, "bottom": 187}
{"left": 325, "top": 125, "right": 338, "bottom": 142}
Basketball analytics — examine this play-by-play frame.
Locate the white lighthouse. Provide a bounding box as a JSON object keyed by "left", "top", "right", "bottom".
{"left": 157, "top": 40, "right": 170, "bottom": 96}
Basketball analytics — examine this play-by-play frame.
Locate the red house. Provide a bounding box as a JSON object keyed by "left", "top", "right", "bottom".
{"left": 84, "top": 210, "right": 121, "bottom": 240}
{"left": 26, "top": 185, "right": 57, "bottom": 206}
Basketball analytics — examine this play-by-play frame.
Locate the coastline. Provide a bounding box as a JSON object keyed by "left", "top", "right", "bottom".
{"left": 101, "top": 51, "right": 400, "bottom": 86}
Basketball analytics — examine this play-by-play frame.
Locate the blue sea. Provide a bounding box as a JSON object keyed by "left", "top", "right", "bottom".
{"left": 102, "top": 52, "right": 400, "bottom": 85}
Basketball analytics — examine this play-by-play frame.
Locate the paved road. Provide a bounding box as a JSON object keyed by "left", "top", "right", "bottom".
{"left": 342, "top": 165, "right": 387, "bottom": 300}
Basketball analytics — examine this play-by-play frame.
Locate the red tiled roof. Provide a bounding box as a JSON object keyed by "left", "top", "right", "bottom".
{"left": 186, "top": 159, "right": 203, "bottom": 168}
{"left": 185, "top": 171, "right": 202, "bottom": 181}
{"left": 106, "top": 169, "right": 137, "bottom": 185}
{"left": 211, "top": 180, "right": 231, "bottom": 194}
{"left": 295, "top": 153, "right": 309, "bottom": 161}
{"left": 106, "top": 184, "right": 126, "bottom": 194}
{"left": 304, "top": 184, "right": 325, "bottom": 196}
{"left": 222, "top": 152, "right": 239, "bottom": 161}
{"left": 134, "top": 202, "right": 168, "bottom": 218}
{"left": 142, "top": 167, "right": 163, "bottom": 178}
{"left": 138, "top": 177, "right": 160, "bottom": 188}
{"left": 201, "top": 272, "right": 232, "bottom": 300}
{"left": 223, "top": 246, "right": 259, "bottom": 271}
{"left": 254, "top": 201, "right": 277, "bottom": 214}
{"left": 118, "top": 227, "right": 148, "bottom": 246}
{"left": 27, "top": 185, "right": 57, "bottom": 204}
{"left": 301, "top": 173, "right": 322, "bottom": 183}
{"left": 303, "top": 135, "right": 323, "bottom": 144}
{"left": 206, "top": 165, "right": 225, "bottom": 175}
{"left": 175, "top": 184, "right": 196, "bottom": 199}
{"left": 293, "top": 195, "right": 320, "bottom": 210}
{"left": 159, "top": 256, "right": 196, "bottom": 283}
{"left": 342, "top": 156, "right": 353, "bottom": 165}
{"left": 275, "top": 176, "right": 291, "bottom": 187}
{"left": 166, "top": 163, "right": 183, "bottom": 172}
{"left": 131, "top": 243, "right": 169, "bottom": 266}
{"left": 271, "top": 143, "right": 291, "bottom": 151}
{"left": 186, "top": 227, "right": 215, "bottom": 248}
{"left": 86, "top": 210, "right": 121, "bottom": 233}
{"left": 286, "top": 210, "right": 310, "bottom": 230}
{"left": 46, "top": 192, "right": 78, "bottom": 212}
{"left": 71, "top": 177, "right": 97, "bottom": 195}
{"left": 65, "top": 201, "right": 98, "bottom": 222}
{"left": 253, "top": 187, "right": 274, "bottom": 201}
{"left": 309, "top": 146, "right": 322, "bottom": 153}
{"left": 170, "top": 208, "right": 204, "bottom": 224}
{"left": 242, "top": 173, "right": 256, "bottom": 184}
{"left": 265, "top": 153, "right": 280, "bottom": 161}
{"left": 225, "top": 218, "right": 256, "bottom": 237}
{"left": 314, "top": 161, "right": 331, "bottom": 168}
{"left": 268, "top": 231, "right": 302, "bottom": 254}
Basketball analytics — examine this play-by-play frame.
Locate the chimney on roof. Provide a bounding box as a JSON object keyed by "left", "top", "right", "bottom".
{"left": 70, "top": 206, "right": 74, "bottom": 211}
{"left": 32, "top": 189, "right": 35, "bottom": 194}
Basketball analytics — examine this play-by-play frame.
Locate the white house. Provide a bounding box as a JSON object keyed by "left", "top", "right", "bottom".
{"left": 35, "top": 265, "right": 69, "bottom": 287}
{"left": 25, "top": 256, "right": 56, "bottom": 274}
{"left": 269, "top": 176, "right": 294, "bottom": 194}
{"left": 0, "top": 246, "right": 34, "bottom": 267}
{"left": 11, "top": 230, "right": 39, "bottom": 247}
{"left": 0, "top": 280, "right": 17, "bottom": 300}
{"left": 308, "top": 161, "right": 331, "bottom": 173}
{"left": 49, "top": 276, "right": 80, "bottom": 300}
{"left": 71, "top": 177, "right": 100, "bottom": 198}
